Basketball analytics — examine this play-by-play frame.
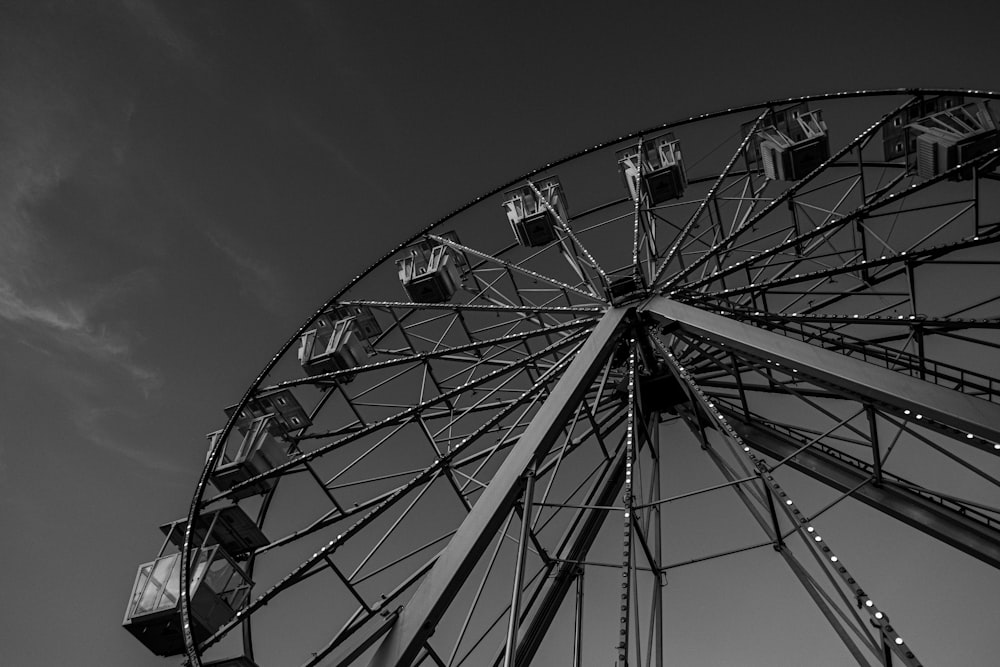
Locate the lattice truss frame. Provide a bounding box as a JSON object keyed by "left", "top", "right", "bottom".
{"left": 121, "top": 90, "right": 1000, "bottom": 667}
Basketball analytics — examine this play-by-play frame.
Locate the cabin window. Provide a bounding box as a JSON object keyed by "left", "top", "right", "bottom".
{"left": 127, "top": 550, "right": 211, "bottom": 619}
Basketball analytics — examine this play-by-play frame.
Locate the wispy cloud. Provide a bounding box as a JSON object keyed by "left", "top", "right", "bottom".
{"left": 0, "top": 23, "right": 163, "bottom": 458}
{"left": 117, "top": 0, "right": 198, "bottom": 63}
{"left": 0, "top": 277, "right": 162, "bottom": 393}
{"left": 73, "top": 406, "right": 187, "bottom": 474}
{"left": 0, "top": 107, "right": 71, "bottom": 280}
{"left": 206, "top": 228, "right": 285, "bottom": 313}
{"left": 0, "top": 280, "right": 86, "bottom": 333}
{"left": 286, "top": 110, "right": 388, "bottom": 199}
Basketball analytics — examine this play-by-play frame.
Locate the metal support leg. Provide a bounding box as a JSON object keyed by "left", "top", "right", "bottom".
{"left": 973, "top": 166, "right": 980, "bottom": 236}
{"left": 866, "top": 405, "right": 884, "bottom": 485}
{"left": 763, "top": 477, "right": 785, "bottom": 550}
{"left": 503, "top": 469, "right": 535, "bottom": 667}
{"left": 367, "top": 307, "right": 632, "bottom": 667}
{"left": 731, "top": 352, "right": 750, "bottom": 418}
{"left": 650, "top": 415, "right": 663, "bottom": 667}
{"left": 789, "top": 197, "right": 803, "bottom": 255}
{"left": 495, "top": 431, "right": 632, "bottom": 667}
{"left": 617, "top": 345, "right": 639, "bottom": 667}
{"left": 572, "top": 568, "right": 584, "bottom": 667}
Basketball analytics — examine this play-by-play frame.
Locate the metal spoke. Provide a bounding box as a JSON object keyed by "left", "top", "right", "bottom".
{"left": 155, "top": 90, "right": 1000, "bottom": 667}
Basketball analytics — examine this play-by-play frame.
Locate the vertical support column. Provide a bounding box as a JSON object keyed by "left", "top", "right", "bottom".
{"left": 914, "top": 327, "right": 926, "bottom": 382}
{"left": 973, "top": 165, "right": 980, "bottom": 236}
{"left": 854, "top": 215, "right": 870, "bottom": 283}
{"left": 905, "top": 260, "right": 925, "bottom": 380}
{"left": 855, "top": 144, "right": 871, "bottom": 283}
{"left": 631, "top": 139, "right": 645, "bottom": 289}
{"left": 572, "top": 568, "right": 584, "bottom": 667}
{"left": 644, "top": 202, "right": 658, "bottom": 283}
{"left": 616, "top": 342, "right": 638, "bottom": 667}
{"left": 856, "top": 143, "right": 868, "bottom": 203}
{"left": 867, "top": 405, "right": 884, "bottom": 486}
{"left": 763, "top": 478, "right": 786, "bottom": 550}
{"left": 503, "top": 469, "right": 535, "bottom": 667}
{"left": 650, "top": 413, "right": 663, "bottom": 667}
{"left": 788, "top": 197, "right": 803, "bottom": 256}
{"left": 708, "top": 199, "right": 727, "bottom": 281}
{"left": 731, "top": 352, "right": 750, "bottom": 418}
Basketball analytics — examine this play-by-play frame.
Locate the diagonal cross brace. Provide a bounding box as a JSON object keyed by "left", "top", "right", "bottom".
{"left": 367, "top": 306, "right": 633, "bottom": 667}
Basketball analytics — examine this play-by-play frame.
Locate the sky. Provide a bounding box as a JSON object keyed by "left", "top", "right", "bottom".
{"left": 1, "top": 2, "right": 999, "bottom": 666}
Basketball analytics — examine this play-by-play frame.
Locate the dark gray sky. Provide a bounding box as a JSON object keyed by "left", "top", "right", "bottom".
{"left": 1, "top": 2, "right": 999, "bottom": 665}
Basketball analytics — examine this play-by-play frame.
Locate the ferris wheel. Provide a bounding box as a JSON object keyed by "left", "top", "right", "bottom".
{"left": 123, "top": 89, "right": 1000, "bottom": 667}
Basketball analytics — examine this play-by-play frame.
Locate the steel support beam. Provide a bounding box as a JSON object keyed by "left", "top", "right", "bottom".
{"left": 722, "top": 409, "right": 1000, "bottom": 569}
{"left": 503, "top": 469, "right": 535, "bottom": 667}
{"left": 496, "top": 425, "right": 631, "bottom": 667}
{"left": 367, "top": 307, "right": 632, "bottom": 667}
{"left": 641, "top": 297, "right": 1000, "bottom": 450}
{"left": 572, "top": 569, "right": 584, "bottom": 667}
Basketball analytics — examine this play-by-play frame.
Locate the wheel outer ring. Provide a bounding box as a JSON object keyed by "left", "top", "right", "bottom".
{"left": 179, "top": 87, "right": 1000, "bottom": 664}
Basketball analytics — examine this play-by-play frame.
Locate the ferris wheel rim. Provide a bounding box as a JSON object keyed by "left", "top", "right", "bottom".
{"left": 175, "top": 87, "right": 1000, "bottom": 666}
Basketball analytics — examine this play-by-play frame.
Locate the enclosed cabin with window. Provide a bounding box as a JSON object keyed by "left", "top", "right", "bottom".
{"left": 905, "top": 102, "right": 999, "bottom": 180}
{"left": 616, "top": 133, "right": 687, "bottom": 204}
{"left": 502, "top": 177, "right": 568, "bottom": 247}
{"left": 882, "top": 94, "right": 964, "bottom": 163}
{"left": 396, "top": 231, "right": 469, "bottom": 303}
{"left": 748, "top": 104, "right": 830, "bottom": 181}
{"left": 209, "top": 389, "right": 311, "bottom": 497}
{"left": 330, "top": 303, "right": 382, "bottom": 339}
{"left": 123, "top": 506, "right": 267, "bottom": 656}
{"left": 298, "top": 306, "right": 380, "bottom": 379}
